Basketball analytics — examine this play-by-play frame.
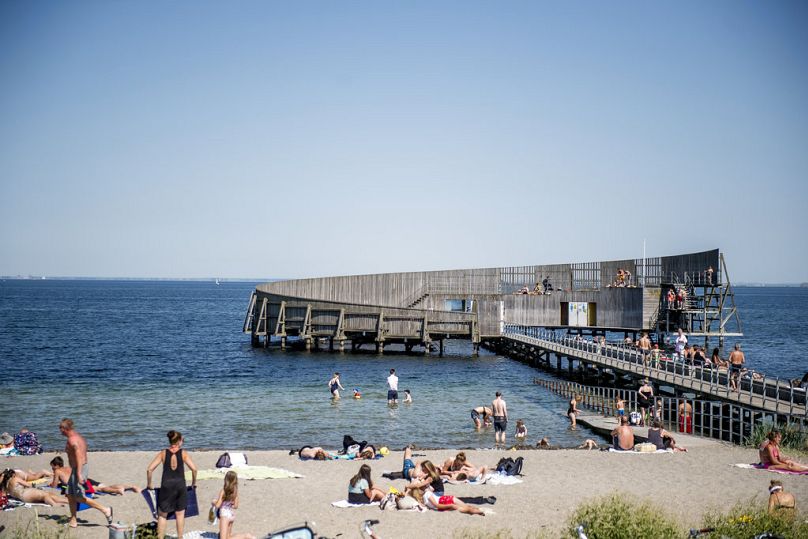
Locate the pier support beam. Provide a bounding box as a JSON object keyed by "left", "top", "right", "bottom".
{"left": 439, "top": 339, "right": 445, "bottom": 357}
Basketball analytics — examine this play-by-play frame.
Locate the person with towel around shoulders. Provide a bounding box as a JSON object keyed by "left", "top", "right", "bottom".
{"left": 146, "top": 430, "right": 198, "bottom": 539}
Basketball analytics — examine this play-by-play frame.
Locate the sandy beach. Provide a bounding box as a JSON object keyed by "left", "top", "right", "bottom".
{"left": 2, "top": 440, "right": 806, "bottom": 538}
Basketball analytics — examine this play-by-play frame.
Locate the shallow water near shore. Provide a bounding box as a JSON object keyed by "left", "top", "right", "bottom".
{"left": 1, "top": 280, "right": 805, "bottom": 451}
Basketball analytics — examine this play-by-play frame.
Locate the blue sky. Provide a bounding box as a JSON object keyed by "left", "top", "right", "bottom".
{"left": 1, "top": 1, "right": 806, "bottom": 281}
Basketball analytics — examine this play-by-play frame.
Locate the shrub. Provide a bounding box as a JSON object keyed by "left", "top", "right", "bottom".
{"left": 565, "top": 493, "right": 682, "bottom": 539}
{"left": 746, "top": 420, "right": 808, "bottom": 453}
{"left": 701, "top": 503, "right": 808, "bottom": 539}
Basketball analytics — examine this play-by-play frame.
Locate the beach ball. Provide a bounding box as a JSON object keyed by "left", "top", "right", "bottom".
{"left": 380, "top": 446, "right": 389, "bottom": 456}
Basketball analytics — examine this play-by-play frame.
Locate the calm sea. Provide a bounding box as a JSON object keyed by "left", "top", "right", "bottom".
{"left": 0, "top": 280, "right": 805, "bottom": 451}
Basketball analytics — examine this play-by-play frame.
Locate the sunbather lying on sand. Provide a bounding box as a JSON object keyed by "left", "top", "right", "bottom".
{"left": 409, "top": 487, "right": 485, "bottom": 516}
{"left": 49, "top": 456, "right": 142, "bottom": 495}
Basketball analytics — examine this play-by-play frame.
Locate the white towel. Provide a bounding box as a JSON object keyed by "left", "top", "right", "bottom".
{"left": 331, "top": 499, "right": 380, "bottom": 508}
{"left": 477, "top": 473, "right": 523, "bottom": 485}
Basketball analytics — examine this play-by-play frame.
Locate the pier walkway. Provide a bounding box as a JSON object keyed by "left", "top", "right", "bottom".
{"left": 502, "top": 325, "right": 807, "bottom": 419}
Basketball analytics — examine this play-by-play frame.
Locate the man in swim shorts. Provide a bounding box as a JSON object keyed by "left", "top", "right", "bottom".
{"left": 60, "top": 418, "right": 112, "bottom": 528}
{"left": 491, "top": 392, "right": 508, "bottom": 447}
{"left": 470, "top": 406, "right": 492, "bottom": 429}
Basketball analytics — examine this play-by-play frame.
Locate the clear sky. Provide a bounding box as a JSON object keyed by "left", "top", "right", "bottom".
{"left": 1, "top": 1, "right": 806, "bottom": 282}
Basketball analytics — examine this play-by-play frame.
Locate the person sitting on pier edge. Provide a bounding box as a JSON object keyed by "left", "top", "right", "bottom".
{"left": 471, "top": 406, "right": 493, "bottom": 429}
{"left": 759, "top": 430, "right": 808, "bottom": 472}
{"left": 532, "top": 282, "right": 542, "bottom": 295}
{"left": 542, "top": 276, "right": 552, "bottom": 292}
{"left": 692, "top": 345, "right": 706, "bottom": 366}
{"left": 711, "top": 348, "right": 728, "bottom": 369}
{"left": 611, "top": 416, "right": 635, "bottom": 451}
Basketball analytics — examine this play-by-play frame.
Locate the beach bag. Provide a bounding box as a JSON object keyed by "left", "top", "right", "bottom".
{"left": 108, "top": 522, "right": 136, "bottom": 539}
{"left": 229, "top": 452, "right": 247, "bottom": 467}
{"left": 13, "top": 431, "right": 42, "bottom": 455}
{"left": 635, "top": 442, "right": 657, "bottom": 453}
{"left": 0, "top": 492, "right": 8, "bottom": 510}
{"left": 215, "top": 453, "right": 232, "bottom": 468}
{"left": 396, "top": 495, "right": 420, "bottom": 510}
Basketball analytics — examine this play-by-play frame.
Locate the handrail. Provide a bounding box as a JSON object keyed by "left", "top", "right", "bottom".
{"left": 503, "top": 324, "right": 807, "bottom": 418}
{"left": 532, "top": 376, "right": 798, "bottom": 445}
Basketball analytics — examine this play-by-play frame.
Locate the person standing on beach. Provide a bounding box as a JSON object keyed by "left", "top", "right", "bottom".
{"left": 328, "top": 372, "right": 345, "bottom": 399}
{"left": 387, "top": 368, "right": 399, "bottom": 404}
{"left": 729, "top": 344, "right": 745, "bottom": 392}
{"left": 59, "top": 418, "right": 113, "bottom": 529}
{"left": 491, "top": 392, "right": 508, "bottom": 447}
{"left": 146, "top": 430, "right": 198, "bottom": 539}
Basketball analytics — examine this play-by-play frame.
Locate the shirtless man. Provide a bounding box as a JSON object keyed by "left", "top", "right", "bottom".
{"left": 470, "top": 406, "right": 493, "bottom": 429}
{"left": 49, "top": 456, "right": 141, "bottom": 495}
{"left": 729, "top": 344, "right": 745, "bottom": 392}
{"left": 59, "top": 418, "right": 112, "bottom": 528}
{"left": 638, "top": 333, "right": 651, "bottom": 364}
{"left": 491, "top": 392, "right": 508, "bottom": 447}
{"left": 611, "top": 416, "right": 634, "bottom": 451}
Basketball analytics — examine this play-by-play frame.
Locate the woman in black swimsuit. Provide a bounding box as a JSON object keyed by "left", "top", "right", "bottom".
{"left": 567, "top": 395, "right": 580, "bottom": 429}
{"left": 146, "top": 430, "right": 198, "bottom": 539}
{"left": 638, "top": 380, "right": 654, "bottom": 427}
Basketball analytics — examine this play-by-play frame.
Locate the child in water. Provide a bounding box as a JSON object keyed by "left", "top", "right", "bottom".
{"left": 212, "top": 471, "right": 255, "bottom": 539}
{"left": 353, "top": 389, "right": 362, "bottom": 399}
{"left": 515, "top": 419, "right": 527, "bottom": 443}
{"left": 403, "top": 389, "right": 412, "bottom": 403}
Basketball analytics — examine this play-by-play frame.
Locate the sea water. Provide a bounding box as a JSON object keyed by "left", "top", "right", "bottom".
{"left": 0, "top": 280, "right": 805, "bottom": 451}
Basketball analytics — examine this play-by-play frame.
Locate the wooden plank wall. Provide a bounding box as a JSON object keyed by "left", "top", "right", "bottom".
{"left": 661, "top": 249, "right": 720, "bottom": 282}
{"left": 503, "top": 288, "right": 643, "bottom": 328}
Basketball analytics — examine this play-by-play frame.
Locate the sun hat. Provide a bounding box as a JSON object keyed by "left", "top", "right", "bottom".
{"left": 0, "top": 433, "right": 13, "bottom": 445}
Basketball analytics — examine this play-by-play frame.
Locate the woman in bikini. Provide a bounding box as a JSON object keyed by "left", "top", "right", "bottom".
{"left": 759, "top": 430, "right": 808, "bottom": 472}
{"left": 410, "top": 486, "right": 485, "bottom": 516}
{"left": 767, "top": 480, "right": 796, "bottom": 516}
{"left": 0, "top": 469, "right": 68, "bottom": 506}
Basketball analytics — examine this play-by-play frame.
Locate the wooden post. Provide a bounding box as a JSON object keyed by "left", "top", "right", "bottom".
{"left": 439, "top": 339, "right": 445, "bottom": 357}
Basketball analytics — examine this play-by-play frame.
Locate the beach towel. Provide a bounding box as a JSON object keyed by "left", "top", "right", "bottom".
{"left": 331, "top": 499, "right": 380, "bottom": 508}
{"left": 187, "top": 466, "right": 302, "bottom": 481}
{"left": 734, "top": 463, "right": 808, "bottom": 475}
{"left": 142, "top": 486, "right": 199, "bottom": 520}
{"left": 608, "top": 448, "right": 672, "bottom": 453}
{"left": 1, "top": 499, "right": 50, "bottom": 511}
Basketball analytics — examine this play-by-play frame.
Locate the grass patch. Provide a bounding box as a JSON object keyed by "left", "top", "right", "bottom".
{"left": 565, "top": 493, "right": 683, "bottom": 539}
{"left": 701, "top": 502, "right": 808, "bottom": 539}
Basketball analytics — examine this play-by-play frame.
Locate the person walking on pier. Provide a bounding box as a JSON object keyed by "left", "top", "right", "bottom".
{"left": 729, "top": 344, "right": 745, "bottom": 392}
{"left": 59, "top": 418, "right": 113, "bottom": 529}
{"left": 638, "top": 380, "right": 654, "bottom": 426}
{"left": 492, "top": 392, "right": 508, "bottom": 448}
{"left": 674, "top": 329, "right": 687, "bottom": 360}
{"left": 387, "top": 369, "right": 399, "bottom": 404}
{"left": 328, "top": 373, "right": 345, "bottom": 400}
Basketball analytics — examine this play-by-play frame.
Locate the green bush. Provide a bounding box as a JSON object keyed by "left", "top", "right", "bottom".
{"left": 746, "top": 421, "right": 808, "bottom": 453}
{"left": 565, "top": 493, "right": 682, "bottom": 539}
{"left": 701, "top": 503, "right": 808, "bottom": 539}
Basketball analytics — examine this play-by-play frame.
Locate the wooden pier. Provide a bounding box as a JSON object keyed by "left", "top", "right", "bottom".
{"left": 243, "top": 248, "right": 807, "bottom": 432}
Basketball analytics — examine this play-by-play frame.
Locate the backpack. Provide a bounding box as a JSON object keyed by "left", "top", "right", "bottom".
{"left": 495, "top": 456, "right": 524, "bottom": 476}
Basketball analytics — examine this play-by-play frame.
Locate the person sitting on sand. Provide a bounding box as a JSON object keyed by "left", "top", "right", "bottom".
{"left": 647, "top": 420, "right": 686, "bottom": 452}
{"left": 471, "top": 406, "right": 493, "bottom": 429}
{"left": 409, "top": 486, "right": 485, "bottom": 516}
{"left": 759, "top": 430, "right": 808, "bottom": 472}
{"left": 0, "top": 432, "right": 16, "bottom": 456}
{"left": 49, "top": 456, "right": 141, "bottom": 495}
{"left": 348, "top": 464, "right": 387, "bottom": 504}
{"left": 0, "top": 469, "right": 68, "bottom": 507}
{"left": 611, "top": 416, "right": 635, "bottom": 451}
{"left": 440, "top": 452, "right": 488, "bottom": 481}
{"left": 768, "top": 480, "right": 796, "bottom": 516}
{"left": 406, "top": 460, "right": 444, "bottom": 496}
